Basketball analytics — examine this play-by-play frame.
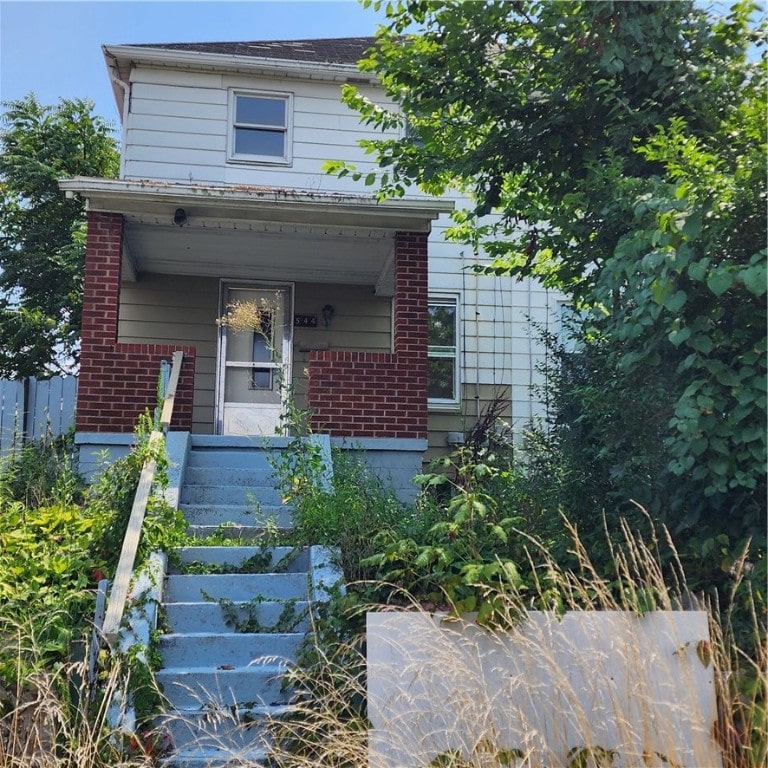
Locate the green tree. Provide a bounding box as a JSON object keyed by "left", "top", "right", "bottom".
{"left": 0, "top": 94, "right": 119, "bottom": 377}
{"left": 332, "top": 1, "right": 766, "bottom": 579}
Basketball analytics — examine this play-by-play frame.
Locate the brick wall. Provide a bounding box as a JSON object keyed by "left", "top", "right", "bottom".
{"left": 76, "top": 212, "right": 196, "bottom": 432}
{"left": 307, "top": 232, "right": 428, "bottom": 438}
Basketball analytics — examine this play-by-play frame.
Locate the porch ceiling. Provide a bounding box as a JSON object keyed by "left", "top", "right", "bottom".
{"left": 122, "top": 215, "right": 397, "bottom": 288}
{"left": 61, "top": 177, "right": 454, "bottom": 296}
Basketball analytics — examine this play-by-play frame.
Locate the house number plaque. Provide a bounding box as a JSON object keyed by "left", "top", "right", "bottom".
{"left": 294, "top": 314, "right": 317, "bottom": 328}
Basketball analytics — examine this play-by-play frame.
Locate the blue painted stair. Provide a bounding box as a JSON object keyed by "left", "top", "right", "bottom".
{"left": 180, "top": 437, "right": 295, "bottom": 539}
{"left": 156, "top": 437, "right": 337, "bottom": 767}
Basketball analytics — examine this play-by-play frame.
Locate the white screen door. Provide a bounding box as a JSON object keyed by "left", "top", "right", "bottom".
{"left": 216, "top": 284, "right": 293, "bottom": 435}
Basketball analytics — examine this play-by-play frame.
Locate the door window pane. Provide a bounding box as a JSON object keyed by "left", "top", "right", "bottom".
{"left": 251, "top": 314, "right": 273, "bottom": 390}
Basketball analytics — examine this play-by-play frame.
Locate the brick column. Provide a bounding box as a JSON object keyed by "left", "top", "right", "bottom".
{"left": 76, "top": 211, "right": 196, "bottom": 432}
{"left": 391, "top": 231, "right": 428, "bottom": 434}
{"left": 307, "top": 231, "right": 428, "bottom": 438}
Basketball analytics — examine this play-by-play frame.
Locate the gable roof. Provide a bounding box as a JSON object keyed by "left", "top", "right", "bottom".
{"left": 127, "top": 37, "right": 377, "bottom": 65}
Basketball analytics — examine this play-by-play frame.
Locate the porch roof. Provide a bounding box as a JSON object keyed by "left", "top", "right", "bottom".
{"left": 61, "top": 177, "right": 453, "bottom": 294}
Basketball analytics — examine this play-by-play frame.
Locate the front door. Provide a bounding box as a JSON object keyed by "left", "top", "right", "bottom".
{"left": 216, "top": 283, "right": 293, "bottom": 435}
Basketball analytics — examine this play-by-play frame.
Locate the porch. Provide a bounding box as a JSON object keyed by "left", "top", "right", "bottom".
{"left": 62, "top": 178, "right": 451, "bottom": 497}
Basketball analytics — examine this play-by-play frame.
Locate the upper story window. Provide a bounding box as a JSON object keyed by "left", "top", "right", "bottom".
{"left": 428, "top": 295, "right": 460, "bottom": 406}
{"left": 229, "top": 90, "right": 292, "bottom": 164}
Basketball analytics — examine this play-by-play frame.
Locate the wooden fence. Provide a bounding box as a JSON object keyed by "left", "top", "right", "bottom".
{"left": 0, "top": 376, "right": 78, "bottom": 456}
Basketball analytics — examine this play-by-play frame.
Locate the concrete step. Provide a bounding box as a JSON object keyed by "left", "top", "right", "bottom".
{"left": 180, "top": 484, "right": 284, "bottom": 507}
{"left": 156, "top": 664, "right": 290, "bottom": 710}
{"left": 184, "top": 466, "right": 277, "bottom": 488}
{"left": 169, "top": 546, "right": 302, "bottom": 575}
{"left": 160, "top": 743, "right": 270, "bottom": 768}
{"left": 163, "top": 600, "right": 311, "bottom": 635}
{"left": 159, "top": 703, "right": 292, "bottom": 756}
{"left": 159, "top": 633, "right": 304, "bottom": 669}
{"left": 164, "top": 573, "right": 308, "bottom": 604}
{"left": 158, "top": 443, "right": 312, "bottom": 766}
{"left": 185, "top": 525, "right": 289, "bottom": 541}
{"left": 180, "top": 505, "right": 293, "bottom": 530}
{"left": 156, "top": 705, "right": 293, "bottom": 757}
{"left": 187, "top": 449, "right": 276, "bottom": 472}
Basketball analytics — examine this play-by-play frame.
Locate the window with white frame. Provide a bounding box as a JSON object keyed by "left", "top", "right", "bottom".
{"left": 229, "top": 91, "right": 292, "bottom": 164}
{"left": 428, "top": 295, "right": 460, "bottom": 405}
{"left": 557, "top": 301, "right": 584, "bottom": 354}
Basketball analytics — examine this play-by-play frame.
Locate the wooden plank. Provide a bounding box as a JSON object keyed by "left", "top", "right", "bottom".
{"left": 128, "top": 96, "right": 225, "bottom": 121}
{"left": 124, "top": 161, "right": 225, "bottom": 185}
{"left": 102, "top": 431, "right": 162, "bottom": 645}
{"left": 102, "top": 349, "right": 183, "bottom": 643}
{"left": 130, "top": 81, "right": 228, "bottom": 106}
{"left": 130, "top": 65, "right": 223, "bottom": 89}
{"left": 124, "top": 144, "right": 223, "bottom": 166}
{"left": 49, "top": 376, "right": 65, "bottom": 434}
{"left": 129, "top": 128, "right": 226, "bottom": 152}
{"left": 88, "top": 579, "right": 109, "bottom": 696}
{"left": 0, "top": 379, "right": 24, "bottom": 456}
{"left": 61, "top": 378, "right": 77, "bottom": 433}
{"left": 159, "top": 351, "right": 184, "bottom": 430}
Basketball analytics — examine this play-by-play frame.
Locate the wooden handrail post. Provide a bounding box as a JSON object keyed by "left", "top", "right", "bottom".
{"left": 101, "top": 351, "right": 185, "bottom": 646}
{"left": 160, "top": 350, "right": 184, "bottom": 432}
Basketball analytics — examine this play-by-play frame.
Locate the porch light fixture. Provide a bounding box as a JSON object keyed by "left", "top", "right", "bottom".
{"left": 173, "top": 208, "right": 188, "bottom": 227}
{"left": 321, "top": 304, "right": 335, "bottom": 327}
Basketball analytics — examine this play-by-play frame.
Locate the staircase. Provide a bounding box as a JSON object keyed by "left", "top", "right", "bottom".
{"left": 153, "top": 436, "right": 337, "bottom": 767}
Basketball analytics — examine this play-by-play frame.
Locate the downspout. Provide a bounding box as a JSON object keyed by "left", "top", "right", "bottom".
{"left": 473, "top": 251, "right": 481, "bottom": 421}
{"left": 104, "top": 51, "right": 130, "bottom": 179}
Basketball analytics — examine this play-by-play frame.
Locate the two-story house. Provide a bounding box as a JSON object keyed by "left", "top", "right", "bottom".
{"left": 62, "top": 37, "right": 558, "bottom": 497}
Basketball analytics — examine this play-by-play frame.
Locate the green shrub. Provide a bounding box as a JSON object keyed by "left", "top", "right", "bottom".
{"left": 0, "top": 411, "right": 186, "bottom": 685}
{"left": 0, "top": 432, "right": 84, "bottom": 509}
{"left": 86, "top": 410, "right": 187, "bottom": 565}
{"left": 286, "top": 448, "right": 411, "bottom": 583}
{"left": 0, "top": 501, "right": 107, "bottom": 682}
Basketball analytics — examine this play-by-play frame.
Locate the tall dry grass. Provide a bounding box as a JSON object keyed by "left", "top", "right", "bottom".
{"left": 0, "top": 619, "right": 159, "bottom": 768}
{"left": 264, "top": 521, "right": 766, "bottom": 768}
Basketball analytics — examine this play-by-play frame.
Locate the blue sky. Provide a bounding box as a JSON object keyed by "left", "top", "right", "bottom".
{"left": 0, "top": 0, "right": 389, "bottom": 124}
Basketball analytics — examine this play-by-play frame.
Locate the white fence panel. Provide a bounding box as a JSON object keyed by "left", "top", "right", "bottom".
{"left": 0, "top": 379, "right": 25, "bottom": 456}
{"left": 28, "top": 376, "right": 77, "bottom": 441}
{"left": 0, "top": 376, "right": 78, "bottom": 457}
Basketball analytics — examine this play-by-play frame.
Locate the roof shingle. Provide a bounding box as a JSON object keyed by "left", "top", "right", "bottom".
{"left": 128, "top": 37, "right": 377, "bottom": 65}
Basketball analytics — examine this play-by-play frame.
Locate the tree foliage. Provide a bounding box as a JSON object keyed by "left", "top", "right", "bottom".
{"left": 333, "top": 0, "right": 766, "bottom": 575}
{"left": 0, "top": 94, "right": 119, "bottom": 378}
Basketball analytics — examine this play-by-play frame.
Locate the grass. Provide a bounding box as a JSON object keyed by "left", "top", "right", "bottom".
{"left": 0, "top": 621, "right": 157, "bottom": 767}
{"left": 263, "top": 521, "right": 766, "bottom": 768}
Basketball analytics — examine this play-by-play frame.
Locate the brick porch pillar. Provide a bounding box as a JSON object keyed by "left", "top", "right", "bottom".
{"left": 76, "top": 211, "right": 196, "bottom": 432}
{"left": 307, "top": 231, "right": 428, "bottom": 438}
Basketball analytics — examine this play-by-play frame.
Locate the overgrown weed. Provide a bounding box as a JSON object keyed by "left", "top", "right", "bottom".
{"left": 0, "top": 619, "right": 157, "bottom": 767}
{"left": 265, "top": 519, "right": 766, "bottom": 768}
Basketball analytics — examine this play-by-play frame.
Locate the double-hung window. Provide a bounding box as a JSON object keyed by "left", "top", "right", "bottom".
{"left": 428, "top": 295, "right": 460, "bottom": 406}
{"left": 229, "top": 90, "right": 292, "bottom": 164}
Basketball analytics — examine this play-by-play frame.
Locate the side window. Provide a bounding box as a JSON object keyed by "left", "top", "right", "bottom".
{"left": 428, "top": 296, "right": 460, "bottom": 405}
{"left": 229, "top": 91, "right": 292, "bottom": 164}
{"left": 557, "top": 302, "right": 584, "bottom": 353}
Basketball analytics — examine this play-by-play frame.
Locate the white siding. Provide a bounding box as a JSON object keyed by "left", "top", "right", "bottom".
{"left": 123, "top": 67, "right": 393, "bottom": 189}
